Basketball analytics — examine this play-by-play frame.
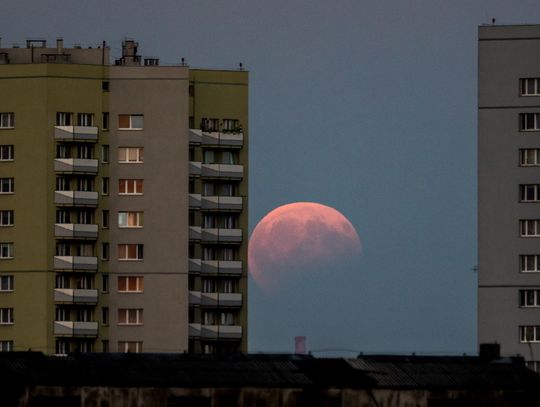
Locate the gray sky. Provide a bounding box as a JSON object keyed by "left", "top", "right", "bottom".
{"left": 4, "top": 0, "right": 540, "bottom": 355}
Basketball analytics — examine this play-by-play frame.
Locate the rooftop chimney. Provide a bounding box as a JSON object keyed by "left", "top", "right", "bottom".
{"left": 295, "top": 336, "right": 306, "bottom": 355}
{"left": 56, "top": 38, "right": 64, "bottom": 54}
{"left": 479, "top": 343, "right": 500, "bottom": 362}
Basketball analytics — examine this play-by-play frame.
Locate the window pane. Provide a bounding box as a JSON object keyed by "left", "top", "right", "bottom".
{"left": 118, "top": 277, "right": 127, "bottom": 291}
{"left": 118, "top": 115, "right": 130, "bottom": 128}
{"left": 131, "top": 115, "right": 143, "bottom": 129}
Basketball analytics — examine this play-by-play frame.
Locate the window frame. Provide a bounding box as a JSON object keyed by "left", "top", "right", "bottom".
{"left": 117, "top": 244, "right": 144, "bottom": 261}
{"left": 118, "top": 179, "right": 143, "bottom": 195}
{"left": 0, "top": 308, "right": 13, "bottom": 324}
{"left": 521, "top": 78, "right": 540, "bottom": 96}
{"left": 0, "top": 113, "right": 15, "bottom": 129}
{"left": 118, "top": 114, "right": 144, "bottom": 130}
{"left": 56, "top": 112, "right": 72, "bottom": 126}
{"left": 0, "top": 243, "right": 13, "bottom": 259}
{"left": 117, "top": 308, "right": 143, "bottom": 325}
{"left": 77, "top": 113, "right": 94, "bottom": 127}
{"left": 118, "top": 147, "right": 144, "bottom": 163}
{"left": 520, "top": 148, "right": 540, "bottom": 166}
{"left": 0, "top": 145, "right": 14, "bottom": 161}
{"left": 118, "top": 211, "right": 144, "bottom": 228}
{"left": 520, "top": 219, "right": 540, "bottom": 237}
{"left": 117, "top": 276, "right": 144, "bottom": 293}
{"left": 0, "top": 340, "right": 13, "bottom": 352}
{"left": 0, "top": 276, "right": 14, "bottom": 292}
{"left": 519, "top": 289, "right": 540, "bottom": 308}
{"left": 0, "top": 178, "right": 14, "bottom": 194}
{"left": 520, "top": 325, "right": 540, "bottom": 343}
{"left": 118, "top": 341, "right": 142, "bottom": 353}
{"left": 0, "top": 210, "right": 14, "bottom": 227}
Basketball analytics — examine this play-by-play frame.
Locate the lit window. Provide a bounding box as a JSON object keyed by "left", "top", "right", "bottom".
{"left": 0, "top": 210, "right": 14, "bottom": 226}
{"left": 0, "top": 341, "right": 13, "bottom": 352}
{"left": 118, "top": 276, "right": 144, "bottom": 292}
{"left": 77, "top": 113, "right": 94, "bottom": 126}
{"left": 0, "top": 308, "right": 13, "bottom": 324}
{"left": 0, "top": 243, "right": 13, "bottom": 259}
{"left": 519, "top": 289, "right": 540, "bottom": 307}
{"left": 0, "top": 178, "right": 14, "bottom": 193}
{"left": 520, "top": 185, "right": 540, "bottom": 202}
{"left": 0, "top": 145, "right": 14, "bottom": 161}
{"left": 0, "top": 276, "right": 13, "bottom": 291}
{"left": 56, "top": 112, "right": 72, "bottom": 126}
{"left": 118, "top": 244, "right": 143, "bottom": 261}
{"left": 118, "top": 179, "right": 143, "bottom": 195}
{"left": 520, "top": 148, "right": 540, "bottom": 166}
{"left": 520, "top": 326, "right": 540, "bottom": 343}
{"left": 118, "top": 341, "right": 142, "bottom": 353}
{"left": 118, "top": 114, "right": 143, "bottom": 130}
{"left": 0, "top": 113, "right": 14, "bottom": 129}
{"left": 117, "top": 308, "right": 143, "bottom": 325}
{"left": 118, "top": 147, "right": 144, "bottom": 163}
{"left": 118, "top": 212, "right": 143, "bottom": 228}
{"left": 520, "top": 113, "right": 540, "bottom": 131}
{"left": 521, "top": 78, "right": 540, "bottom": 96}
{"left": 520, "top": 220, "right": 540, "bottom": 237}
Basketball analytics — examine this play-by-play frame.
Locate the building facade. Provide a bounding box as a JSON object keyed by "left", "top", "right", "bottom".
{"left": 0, "top": 39, "right": 248, "bottom": 354}
{"left": 478, "top": 25, "right": 540, "bottom": 370}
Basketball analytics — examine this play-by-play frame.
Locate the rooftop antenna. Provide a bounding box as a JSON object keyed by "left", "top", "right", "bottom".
{"left": 492, "top": 18, "right": 496, "bottom": 25}
{"left": 181, "top": 57, "right": 186, "bottom": 66}
{"left": 238, "top": 62, "right": 244, "bottom": 71}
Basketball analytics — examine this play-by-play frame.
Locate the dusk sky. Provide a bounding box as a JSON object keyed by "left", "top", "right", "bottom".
{"left": 4, "top": 0, "right": 540, "bottom": 355}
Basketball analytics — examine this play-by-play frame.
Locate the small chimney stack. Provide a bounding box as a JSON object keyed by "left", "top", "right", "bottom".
{"left": 295, "top": 336, "right": 306, "bottom": 355}
{"left": 56, "top": 38, "right": 64, "bottom": 54}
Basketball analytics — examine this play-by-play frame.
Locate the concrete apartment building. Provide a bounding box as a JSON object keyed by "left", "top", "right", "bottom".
{"left": 478, "top": 25, "right": 540, "bottom": 370}
{"left": 0, "top": 38, "right": 248, "bottom": 355}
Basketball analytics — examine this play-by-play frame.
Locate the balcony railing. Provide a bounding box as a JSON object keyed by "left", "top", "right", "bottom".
{"left": 189, "top": 291, "right": 242, "bottom": 308}
{"left": 188, "top": 129, "right": 243, "bottom": 147}
{"left": 55, "top": 191, "right": 98, "bottom": 207}
{"left": 189, "top": 258, "right": 202, "bottom": 273}
{"left": 188, "top": 323, "right": 242, "bottom": 340}
{"left": 189, "top": 161, "right": 202, "bottom": 177}
{"left": 54, "top": 126, "right": 98, "bottom": 142}
{"left": 54, "top": 158, "right": 98, "bottom": 174}
{"left": 189, "top": 226, "right": 202, "bottom": 241}
{"left": 189, "top": 193, "right": 202, "bottom": 209}
{"left": 200, "top": 260, "right": 242, "bottom": 276}
{"left": 54, "top": 288, "right": 98, "bottom": 304}
{"left": 53, "top": 321, "right": 98, "bottom": 337}
{"left": 201, "top": 164, "right": 243, "bottom": 180}
{"left": 55, "top": 223, "right": 98, "bottom": 239}
{"left": 201, "top": 228, "right": 242, "bottom": 243}
{"left": 201, "top": 196, "right": 242, "bottom": 211}
{"left": 54, "top": 256, "right": 98, "bottom": 272}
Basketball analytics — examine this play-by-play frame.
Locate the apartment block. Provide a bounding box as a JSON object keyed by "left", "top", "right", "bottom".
{"left": 0, "top": 38, "right": 248, "bottom": 354}
{"left": 478, "top": 25, "right": 540, "bottom": 370}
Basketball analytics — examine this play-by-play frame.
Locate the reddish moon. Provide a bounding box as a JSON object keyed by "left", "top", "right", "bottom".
{"left": 249, "top": 202, "right": 361, "bottom": 290}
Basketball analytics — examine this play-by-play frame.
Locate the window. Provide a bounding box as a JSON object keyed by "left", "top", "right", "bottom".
{"left": 520, "top": 326, "right": 540, "bottom": 343}
{"left": 204, "top": 150, "right": 216, "bottom": 164}
{"left": 102, "top": 340, "right": 109, "bottom": 353}
{"left": 55, "top": 274, "right": 69, "bottom": 289}
{"left": 102, "top": 112, "right": 109, "bottom": 130}
{"left": 118, "top": 341, "right": 142, "bottom": 353}
{"left": 118, "top": 276, "right": 144, "bottom": 292}
{"left": 118, "top": 114, "right": 143, "bottom": 130}
{"left": 102, "top": 210, "right": 109, "bottom": 228}
{"left": 0, "top": 341, "right": 13, "bottom": 352}
{"left": 223, "top": 119, "right": 240, "bottom": 132}
{"left": 520, "top": 149, "right": 540, "bottom": 166}
{"left": 56, "top": 308, "right": 68, "bottom": 321}
{"left": 102, "top": 81, "right": 110, "bottom": 91}
{"left": 520, "top": 113, "right": 540, "bottom": 131}
{"left": 76, "top": 244, "right": 93, "bottom": 257}
{"left": 520, "top": 220, "right": 540, "bottom": 237}
{"left": 222, "top": 279, "right": 235, "bottom": 293}
{"left": 0, "top": 276, "right": 13, "bottom": 291}
{"left": 56, "top": 243, "right": 70, "bottom": 256}
{"left": 526, "top": 361, "right": 540, "bottom": 373}
{"left": 200, "top": 118, "right": 219, "bottom": 132}
{"left": 102, "top": 274, "right": 109, "bottom": 292}
{"left": 118, "top": 308, "right": 143, "bottom": 325}
{"left": 220, "top": 312, "right": 234, "bottom": 325}
{"left": 102, "top": 177, "right": 109, "bottom": 195}
{"left": 0, "top": 308, "right": 13, "bottom": 324}
{"left": 202, "top": 279, "right": 215, "bottom": 293}
{"left": 0, "top": 243, "right": 13, "bottom": 259}
{"left": 102, "top": 145, "right": 109, "bottom": 163}
{"left": 77, "top": 113, "right": 94, "bottom": 127}
{"left": 221, "top": 150, "right": 238, "bottom": 165}
{"left": 74, "top": 275, "right": 93, "bottom": 290}
{"left": 118, "top": 244, "right": 144, "bottom": 260}
{"left": 56, "top": 340, "right": 69, "bottom": 355}
{"left": 520, "top": 185, "right": 540, "bottom": 202}
{"left": 0, "top": 113, "right": 14, "bottom": 129}
{"left": 77, "top": 178, "right": 93, "bottom": 192}
{"left": 76, "top": 308, "right": 93, "bottom": 322}
{"left": 203, "top": 311, "right": 215, "bottom": 325}
{"left": 56, "top": 177, "right": 69, "bottom": 191}
{"left": 57, "top": 144, "right": 71, "bottom": 159}
{"left": 118, "top": 179, "right": 143, "bottom": 195}
{"left": 221, "top": 214, "right": 238, "bottom": 229}
{"left": 77, "top": 145, "right": 93, "bottom": 159}
{"left": 56, "top": 209, "right": 70, "bottom": 223}
{"left": 0, "top": 178, "right": 14, "bottom": 193}
{"left": 0, "top": 210, "right": 14, "bottom": 227}
{"left": 203, "top": 214, "right": 216, "bottom": 228}
{"left": 118, "top": 147, "right": 144, "bottom": 163}
{"left": 77, "top": 209, "right": 94, "bottom": 224}
{"left": 56, "top": 112, "right": 72, "bottom": 126}
{"left": 0, "top": 145, "right": 14, "bottom": 161}
{"left": 521, "top": 78, "right": 540, "bottom": 96}
{"left": 519, "top": 289, "right": 540, "bottom": 307}
{"left": 118, "top": 212, "right": 143, "bottom": 228}
{"left": 203, "top": 182, "right": 215, "bottom": 196}
{"left": 102, "top": 307, "right": 109, "bottom": 325}
{"left": 101, "top": 243, "right": 109, "bottom": 261}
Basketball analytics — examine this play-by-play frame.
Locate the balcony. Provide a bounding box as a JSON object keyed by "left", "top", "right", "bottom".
{"left": 189, "top": 226, "right": 201, "bottom": 241}
{"left": 188, "top": 323, "right": 242, "bottom": 340}
{"left": 201, "top": 228, "right": 242, "bottom": 243}
{"left": 54, "top": 256, "right": 98, "bottom": 272}
{"left": 201, "top": 260, "right": 242, "bottom": 276}
{"left": 54, "top": 126, "right": 98, "bottom": 142}
{"left": 189, "top": 292, "right": 242, "bottom": 308}
{"left": 189, "top": 258, "right": 202, "bottom": 273}
{"left": 188, "top": 129, "right": 244, "bottom": 147}
{"left": 55, "top": 191, "right": 98, "bottom": 207}
{"left": 201, "top": 164, "right": 243, "bottom": 180}
{"left": 53, "top": 321, "right": 98, "bottom": 337}
{"left": 189, "top": 161, "right": 202, "bottom": 177}
{"left": 54, "top": 158, "right": 98, "bottom": 174}
{"left": 201, "top": 196, "right": 242, "bottom": 211}
{"left": 55, "top": 223, "right": 98, "bottom": 239}
{"left": 189, "top": 193, "right": 201, "bottom": 209}
{"left": 54, "top": 288, "right": 98, "bottom": 304}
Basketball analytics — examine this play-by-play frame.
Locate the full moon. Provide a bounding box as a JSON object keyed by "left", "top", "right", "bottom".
{"left": 249, "top": 202, "right": 361, "bottom": 290}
